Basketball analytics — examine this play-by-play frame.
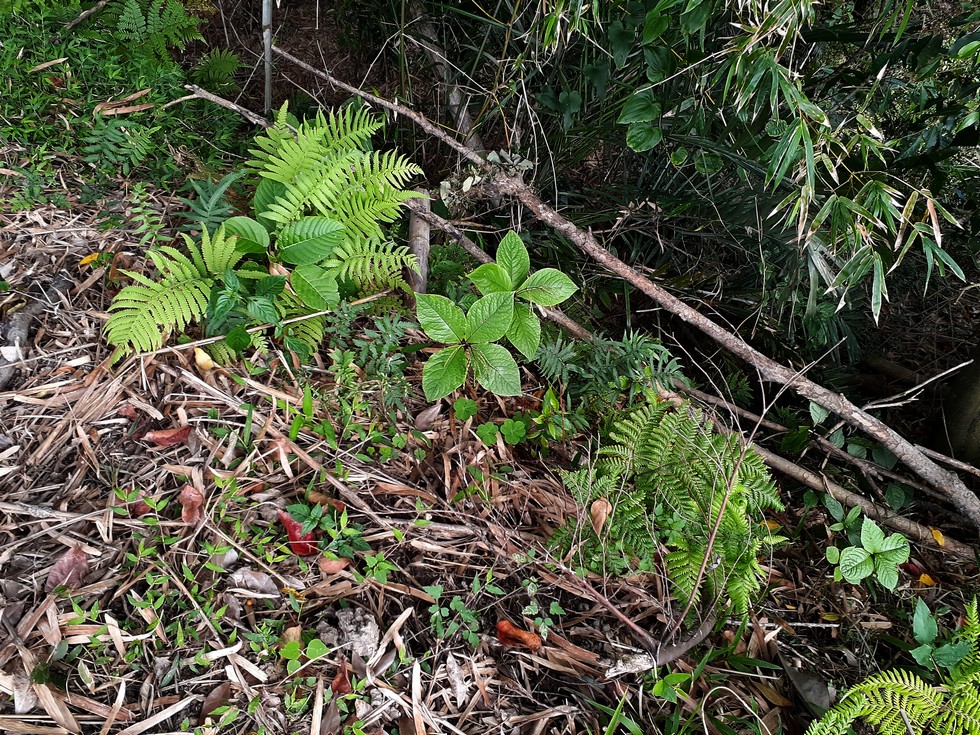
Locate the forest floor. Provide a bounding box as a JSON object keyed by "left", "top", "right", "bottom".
{"left": 2, "top": 4, "right": 980, "bottom": 735}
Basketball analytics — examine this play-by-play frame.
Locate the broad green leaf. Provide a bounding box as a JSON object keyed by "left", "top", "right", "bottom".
{"left": 224, "top": 216, "right": 270, "bottom": 253}
{"left": 933, "top": 642, "right": 971, "bottom": 668}
{"left": 416, "top": 294, "right": 467, "bottom": 344}
{"left": 469, "top": 263, "right": 513, "bottom": 295}
{"left": 860, "top": 518, "right": 886, "bottom": 553}
{"left": 422, "top": 345, "right": 468, "bottom": 401}
{"left": 644, "top": 46, "right": 673, "bottom": 83}
{"left": 506, "top": 302, "right": 541, "bottom": 359}
{"left": 306, "top": 638, "right": 329, "bottom": 660}
{"left": 874, "top": 561, "right": 899, "bottom": 590}
{"left": 626, "top": 123, "right": 664, "bottom": 152}
{"left": 618, "top": 91, "right": 661, "bottom": 124}
{"left": 608, "top": 20, "right": 633, "bottom": 69}
{"left": 642, "top": 11, "right": 669, "bottom": 43}
{"left": 497, "top": 231, "right": 530, "bottom": 285}
{"left": 226, "top": 326, "right": 250, "bottom": 352}
{"left": 559, "top": 90, "right": 581, "bottom": 130}
{"left": 838, "top": 547, "right": 873, "bottom": 583}
{"left": 583, "top": 61, "right": 610, "bottom": 100}
{"left": 910, "top": 644, "right": 934, "bottom": 666}
{"left": 825, "top": 546, "right": 840, "bottom": 564}
{"left": 469, "top": 342, "right": 521, "bottom": 396}
{"left": 252, "top": 177, "right": 285, "bottom": 227}
{"left": 913, "top": 598, "right": 937, "bottom": 645}
{"left": 277, "top": 217, "right": 345, "bottom": 265}
{"left": 466, "top": 292, "right": 514, "bottom": 343}
{"left": 291, "top": 265, "right": 339, "bottom": 311}
{"left": 518, "top": 268, "right": 578, "bottom": 306}
{"left": 809, "top": 401, "right": 830, "bottom": 426}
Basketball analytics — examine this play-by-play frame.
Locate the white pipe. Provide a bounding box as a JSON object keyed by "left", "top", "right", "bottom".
{"left": 262, "top": 0, "right": 272, "bottom": 115}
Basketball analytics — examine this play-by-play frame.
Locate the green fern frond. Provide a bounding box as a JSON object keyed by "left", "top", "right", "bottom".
{"left": 192, "top": 48, "right": 240, "bottom": 91}
{"left": 105, "top": 226, "right": 239, "bottom": 355}
{"left": 327, "top": 238, "right": 418, "bottom": 293}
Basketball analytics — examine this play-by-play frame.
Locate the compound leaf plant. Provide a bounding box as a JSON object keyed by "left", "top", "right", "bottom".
{"left": 417, "top": 232, "right": 577, "bottom": 400}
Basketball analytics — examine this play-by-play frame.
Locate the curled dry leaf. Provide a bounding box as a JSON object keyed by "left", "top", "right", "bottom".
{"left": 331, "top": 658, "right": 352, "bottom": 695}
{"left": 414, "top": 403, "right": 443, "bottom": 430}
{"left": 45, "top": 546, "right": 90, "bottom": 593}
{"left": 178, "top": 485, "right": 205, "bottom": 525}
{"left": 496, "top": 620, "right": 542, "bottom": 652}
{"left": 198, "top": 681, "right": 232, "bottom": 726}
{"left": 128, "top": 496, "right": 153, "bottom": 517}
{"left": 589, "top": 498, "right": 613, "bottom": 535}
{"left": 277, "top": 509, "right": 318, "bottom": 556}
{"left": 118, "top": 405, "right": 139, "bottom": 420}
{"left": 141, "top": 425, "right": 192, "bottom": 447}
{"left": 318, "top": 555, "right": 350, "bottom": 576}
{"left": 228, "top": 568, "right": 280, "bottom": 597}
{"left": 194, "top": 347, "right": 215, "bottom": 371}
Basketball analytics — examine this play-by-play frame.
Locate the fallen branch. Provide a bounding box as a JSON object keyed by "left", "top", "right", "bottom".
{"left": 241, "top": 49, "right": 980, "bottom": 530}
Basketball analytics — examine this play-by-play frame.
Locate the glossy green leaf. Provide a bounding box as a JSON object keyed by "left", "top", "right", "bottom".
{"left": 838, "top": 547, "right": 873, "bottom": 583}
{"left": 860, "top": 518, "right": 886, "bottom": 553}
{"left": 497, "top": 231, "right": 530, "bottom": 285}
{"left": 608, "top": 20, "right": 633, "bottom": 69}
{"left": 913, "top": 598, "right": 937, "bottom": 645}
{"left": 416, "top": 294, "right": 468, "bottom": 343}
{"left": 291, "top": 265, "right": 339, "bottom": 311}
{"left": 466, "top": 292, "right": 514, "bottom": 343}
{"left": 469, "top": 263, "right": 513, "bottom": 295}
{"left": 619, "top": 91, "right": 661, "bottom": 124}
{"left": 223, "top": 216, "right": 270, "bottom": 253}
{"left": 277, "top": 217, "right": 345, "bottom": 265}
{"left": 518, "top": 268, "right": 578, "bottom": 306}
{"left": 506, "top": 302, "right": 541, "bottom": 359}
{"left": 642, "top": 12, "right": 669, "bottom": 43}
{"left": 422, "top": 345, "right": 468, "bottom": 401}
{"left": 252, "top": 177, "right": 285, "bottom": 227}
{"left": 626, "top": 122, "right": 664, "bottom": 152}
{"left": 469, "top": 342, "right": 521, "bottom": 396}
{"left": 874, "top": 562, "right": 899, "bottom": 590}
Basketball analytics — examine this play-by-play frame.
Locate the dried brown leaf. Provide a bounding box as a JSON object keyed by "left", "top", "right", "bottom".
{"left": 496, "top": 620, "right": 542, "bottom": 652}
{"left": 589, "top": 498, "right": 612, "bottom": 535}
{"left": 45, "top": 546, "right": 89, "bottom": 593}
{"left": 178, "top": 485, "right": 204, "bottom": 525}
{"left": 228, "top": 569, "right": 279, "bottom": 597}
{"left": 330, "top": 658, "right": 352, "bottom": 695}
{"left": 414, "top": 403, "right": 442, "bottom": 430}
{"left": 198, "top": 681, "right": 232, "bottom": 725}
{"left": 318, "top": 555, "right": 350, "bottom": 576}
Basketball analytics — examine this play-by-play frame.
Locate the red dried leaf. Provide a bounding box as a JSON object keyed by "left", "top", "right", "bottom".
{"left": 118, "top": 405, "right": 139, "bottom": 420}
{"left": 277, "top": 509, "right": 318, "bottom": 556}
{"left": 45, "top": 546, "right": 90, "bottom": 593}
{"left": 178, "top": 485, "right": 205, "bottom": 525}
{"left": 330, "top": 658, "right": 352, "bottom": 695}
{"left": 496, "top": 620, "right": 542, "bottom": 652}
{"left": 142, "top": 425, "right": 191, "bottom": 447}
{"left": 128, "top": 497, "right": 152, "bottom": 517}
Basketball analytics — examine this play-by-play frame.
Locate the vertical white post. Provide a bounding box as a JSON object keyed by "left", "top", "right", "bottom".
{"left": 262, "top": 0, "right": 272, "bottom": 116}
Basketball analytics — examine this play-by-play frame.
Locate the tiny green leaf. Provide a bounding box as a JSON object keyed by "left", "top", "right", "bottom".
{"left": 469, "top": 342, "right": 521, "bottom": 396}
{"left": 306, "top": 638, "right": 329, "bottom": 660}
{"left": 469, "top": 263, "right": 513, "bottom": 295}
{"left": 497, "top": 231, "right": 530, "bottom": 285}
{"left": 466, "top": 292, "right": 515, "bottom": 343}
{"left": 421, "top": 346, "right": 468, "bottom": 401}
{"left": 416, "top": 294, "right": 468, "bottom": 344}
{"left": 452, "top": 397, "right": 478, "bottom": 421}
{"left": 826, "top": 546, "right": 840, "bottom": 564}
{"left": 517, "top": 268, "right": 577, "bottom": 306}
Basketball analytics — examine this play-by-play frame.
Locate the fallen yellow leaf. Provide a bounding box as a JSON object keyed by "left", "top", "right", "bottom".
{"left": 930, "top": 527, "right": 945, "bottom": 547}
{"left": 194, "top": 347, "right": 215, "bottom": 371}
{"left": 79, "top": 252, "right": 100, "bottom": 266}
{"left": 764, "top": 519, "right": 781, "bottom": 530}
{"left": 919, "top": 573, "right": 936, "bottom": 587}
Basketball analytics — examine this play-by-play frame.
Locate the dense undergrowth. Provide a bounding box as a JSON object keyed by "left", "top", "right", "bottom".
{"left": 1, "top": 2, "right": 979, "bottom": 735}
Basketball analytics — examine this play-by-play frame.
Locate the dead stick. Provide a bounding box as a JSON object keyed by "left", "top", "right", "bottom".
{"left": 181, "top": 85, "right": 273, "bottom": 128}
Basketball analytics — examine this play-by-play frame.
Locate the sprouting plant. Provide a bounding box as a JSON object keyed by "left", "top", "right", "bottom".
{"left": 825, "top": 517, "right": 910, "bottom": 591}
{"left": 82, "top": 117, "right": 159, "bottom": 176}
{"left": 416, "top": 230, "right": 577, "bottom": 400}
{"left": 128, "top": 182, "right": 166, "bottom": 246}
{"left": 176, "top": 172, "right": 244, "bottom": 234}
{"left": 910, "top": 598, "right": 972, "bottom": 671}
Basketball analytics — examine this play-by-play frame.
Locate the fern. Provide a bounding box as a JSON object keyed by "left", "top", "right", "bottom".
{"left": 105, "top": 225, "right": 242, "bottom": 354}
{"left": 82, "top": 118, "right": 159, "bottom": 176}
{"left": 191, "top": 48, "right": 240, "bottom": 91}
{"left": 177, "top": 172, "right": 244, "bottom": 233}
{"left": 806, "top": 599, "right": 980, "bottom": 735}
{"left": 247, "top": 103, "right": 423, "bottom": 292}
{"left": 553, "top": 397, "right": 782, "bottom": 618}
{"left": 111, "top": 0, "right": 202, "bottom": 59}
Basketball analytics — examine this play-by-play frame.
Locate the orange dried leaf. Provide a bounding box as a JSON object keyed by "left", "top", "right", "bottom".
{"left": 79, "top": 253, "right": 100, "bottom": 266}
{"left": 930, "top": 527, "right": 945, "bottom": 547}
{"left": 919, "top": 573, "right": 937, "bottom": 587}
{"left": 496, "top": 620, "right": 542, "bottom": 652}
{"left": 142, "top": 425, "right": 191, "bottom": 447}
{"left": 318, "top": 555, "right": 350, "bottom": 576}
{"left": 45, "top": 546, "right": 89, "bottom": 593}
{"left": 178, "top": 485, "right": 205, "bottom": 525}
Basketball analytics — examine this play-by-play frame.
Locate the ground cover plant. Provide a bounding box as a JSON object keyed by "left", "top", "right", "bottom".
{"left": 0, "top": 1, "right": 979, "bottom": 734}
